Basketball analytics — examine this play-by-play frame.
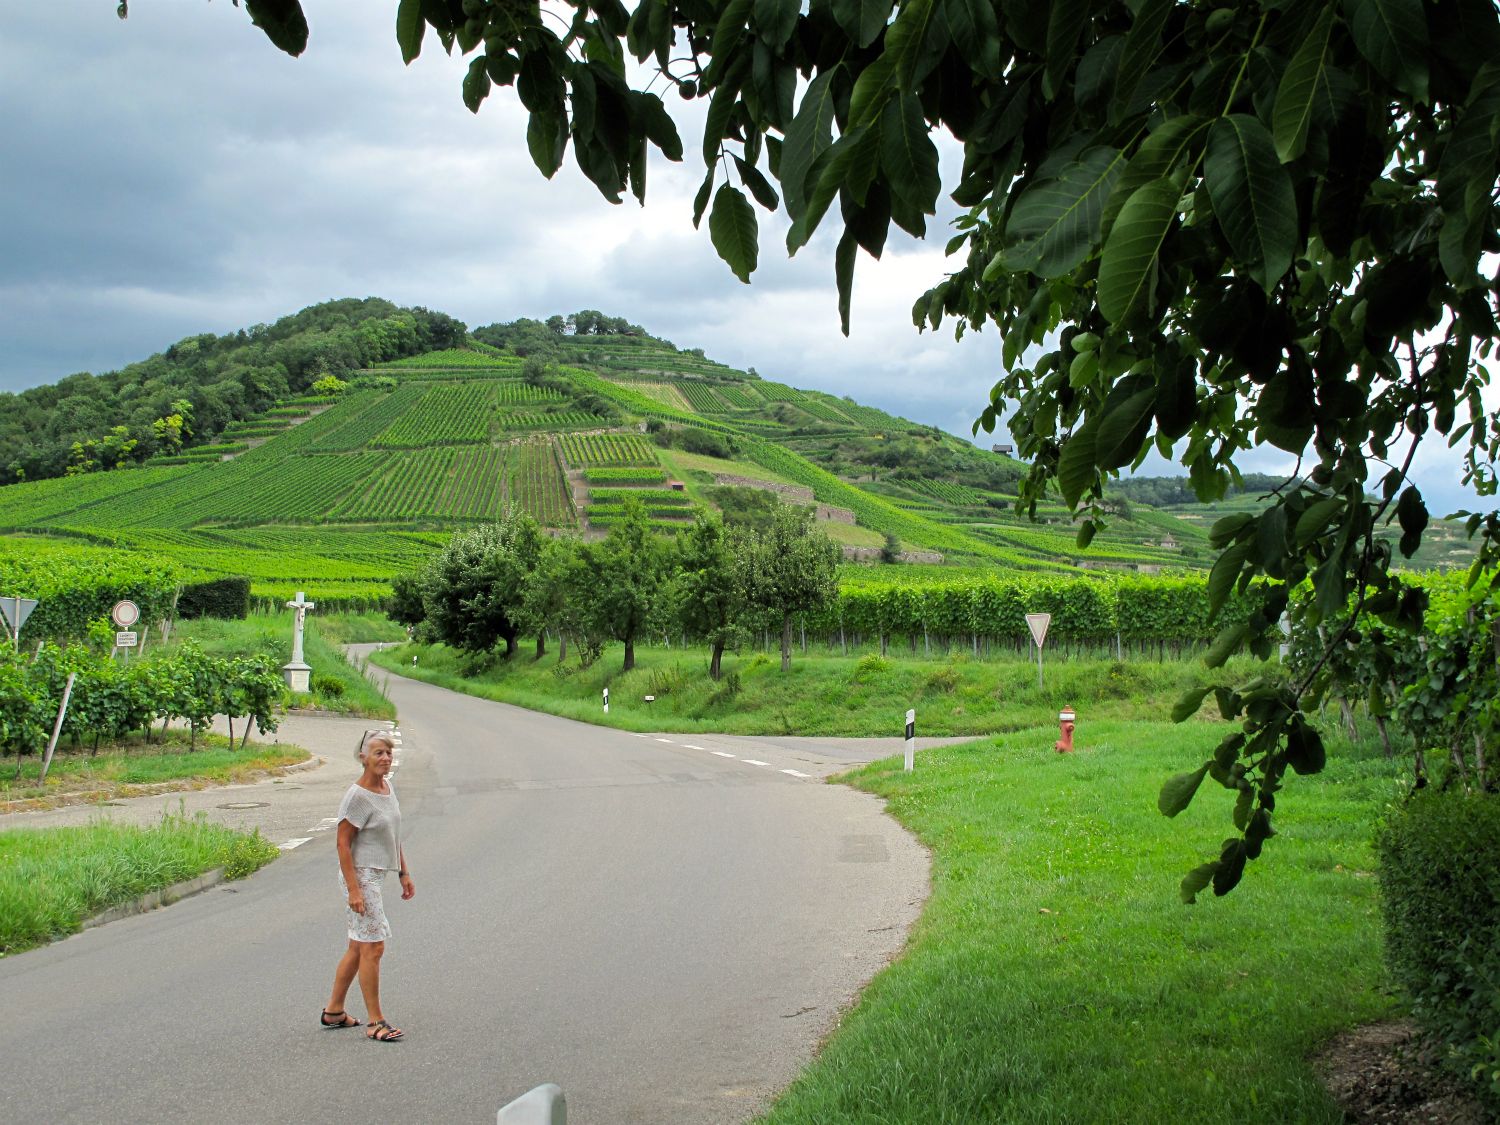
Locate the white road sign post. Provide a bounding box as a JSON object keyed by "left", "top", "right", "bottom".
{"left": 1026, "top": 613, "right": 1052, "bottom": 690}
{"left": 602, "top": 687, "right": 609, "bottom": 714}
{"left": 904, "top": 708, "right": 916, "bottom": 773}
{"left": 1, "top": 595, "right": 39, "bottom": 652}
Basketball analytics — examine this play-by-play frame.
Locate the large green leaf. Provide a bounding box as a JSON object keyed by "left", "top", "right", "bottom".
{"left": 1158, "top": 763, "right": 1210, "bottom": 817}
{"left": 1206, "top": 540, "right": 1251, "bottom": 617}
{"left": 244, "top": 0, "right": 308, "bottom": 56}
{"left": 1109, "top": 0, "right": 1172, "bottom": 123}
{"left": 884, "top": 0, "right": 942, "bottom": 91}
{"left": 756, "top": 0, "right": 802, "bottom": 49}
{"left": 1205, "top": 116, "right": 1297, "bottom": 292}
{"left": 1272, "top": 6, "right": 1335, "bottom": 162}
{"left": 1344, "top": 0, "right": 1430, "bottom": 103}
{"left": 831, "top": 0, "right": 895, "bottom": 49}
{"left": 1001, "top": 146, "right": 1124, "bottom": 278}
{"left": 1043, "top": 0, "right": 1088, "bottom": 99}
{"left": 1101, "top": 115, "right": 1207, "bottom": 235}
{"left": 879, "top": 94, "right": 941, "bottom": 214}
{"left": 396, "top": 0, "right": 425, "bottom": 64}
{"left": 835, "top": 229, "right": 858, "bottom": 335}
{"left": 526, "top": 110, "right": 568, "bottom": 178}
{"left": 709, "top": 184, "right": 759, "bottom": 283}
{"left": 780, "top": 69, "right": 838, "bottom": 219}
{"left": 1097, "top": 176, "right": 1179, "bottom": 323}
{"left": 1056, "top": 418, "right": 1098, "bottom": 508}
{"left": 1093, "top": 373, "right": 1156, "bottom": 468}
{"left": 1179, "top": 861, "right": 1218, "bottom": 904}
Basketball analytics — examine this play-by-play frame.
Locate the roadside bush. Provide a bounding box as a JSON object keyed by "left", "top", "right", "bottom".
{"left": 311, "top": 674, "right": 345, "bottom": 698}
{"left": 1376, "top": 789, "right": 1500, "bottom": 1112}
{"left": 852, "top": 652, "right": 890, "bottom": 682}
{"left": 176, "top": 577, "right": 252, "bottom": 620}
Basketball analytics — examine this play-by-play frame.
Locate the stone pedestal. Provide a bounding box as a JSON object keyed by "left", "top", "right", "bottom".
{"left": 282, "top": 661, "right": 312, "bottom": 693}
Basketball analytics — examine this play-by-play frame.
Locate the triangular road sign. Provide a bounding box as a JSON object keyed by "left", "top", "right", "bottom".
{"left": 1025, "top": 612, "right": 1051, "bottom": 648}
{"left": 1, "top": 595, "right": 39, "bottom": 640}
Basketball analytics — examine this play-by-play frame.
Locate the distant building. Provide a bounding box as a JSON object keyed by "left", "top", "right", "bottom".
{"left": 991, "top": 443, "right": 1014, "bottom": 455}
{"left": 1159, "top": 534, "right": 1179, "bottom": 550}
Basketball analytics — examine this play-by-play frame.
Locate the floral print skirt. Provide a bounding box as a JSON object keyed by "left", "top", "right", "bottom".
{"left": 339, "top": 866, "right": 392, "bottom": 943}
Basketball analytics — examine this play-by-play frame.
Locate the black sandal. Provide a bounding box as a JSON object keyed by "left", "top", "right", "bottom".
{"left": 366, "top": 1019, "right": 404, "bottom": 1042}
{"left": 320, "top": 1009, "right": 361, "bottom": 1029}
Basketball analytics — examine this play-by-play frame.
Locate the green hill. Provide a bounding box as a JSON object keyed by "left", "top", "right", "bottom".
{"left": 0, "top": 312, "right": 1214, "bottom": 606}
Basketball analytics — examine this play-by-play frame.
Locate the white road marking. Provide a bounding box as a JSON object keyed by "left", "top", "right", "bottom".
{"left": 684, "top": 745, "right": 705, "bottom": 750}
{"left": 781, "top": 769, "right": 812, "bottom": 778}
{"left": 711, "top": 751, "right": 736, "bottom": 758}
{"left": 743, "top": 759, "right": 769, "bottom": 766}
{"left": 278, "top": 838, "right": 312, "bottom": 850}
{"left": 655, "top": 738, "right": 674, "bottom": 743}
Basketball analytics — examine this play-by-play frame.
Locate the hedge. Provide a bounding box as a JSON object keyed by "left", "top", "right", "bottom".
{"left": 1376, "top": 789, "right": 1500, "bottom": 1114}
{"left": 176, "top": 577, "right": 252, "bottom": 621}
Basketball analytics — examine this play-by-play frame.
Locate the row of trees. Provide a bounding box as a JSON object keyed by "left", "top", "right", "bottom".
{"left": 1, "top": 640, "right": 285, "bottom": 759}
{"left": 1, "top": 298, "right": 465, "bottom": 484}
{"left": 391, "top": 500, "right": 840, "bottom": 679}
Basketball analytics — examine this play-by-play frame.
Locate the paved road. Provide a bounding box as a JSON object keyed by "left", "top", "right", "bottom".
{"left": 1, "top": 664, "right": 939, "bottom": 1123}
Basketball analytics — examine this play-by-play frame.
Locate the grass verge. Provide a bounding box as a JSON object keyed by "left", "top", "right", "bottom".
{"left": 0, "top": 730, "right": 311, "bottom": 807}
{"left": 172, "top": 614, "right": 396, "bottom": 719}
{"left": 0, "top": 811, "right": 279, "bottom": 956}
{"left": 369, "top": 640, "right": 1266, "bottom": 737}
{"left": 758, "top": 721, "right": 1403, "bottom": 1123}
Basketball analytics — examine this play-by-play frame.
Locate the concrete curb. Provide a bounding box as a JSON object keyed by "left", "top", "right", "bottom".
{"left": 82, "top": 867, "right": 226, "bottom": 930}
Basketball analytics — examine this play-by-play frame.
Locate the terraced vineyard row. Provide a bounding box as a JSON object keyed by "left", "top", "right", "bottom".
{"left": 904, "top": 478, "right": 991, "bottom": 505}
{"left": 379, "top": 348, "right": 518, "bottom": 368}
{"left": 559, "top": 432, "right": 657, "bottom": 466}
{"left": 374, "top": 382, "right": 495, "bottom": 447}
{"left": 674, "top": 381, "right": 729, "bottom": 413}
{"left": 305, "top": 385, "right": 426, "bottom": 452}
{"left": 333, "top": 446, "right": 508, "bottom": 522}
{"left": 795, "top": 396, "right": 855, "bottom": 424}
{"left": 495, "top": 382, "right": 564, "bottom": 405}
{"left": 497, "top": 411, "right": 604, "bottom": 431}
{"left": 713, "top": 383, "right": 762, "bottom": 409}
{"left": 0, "top": 464, "right": 197, "bottom": 528}
{"left": 505, "top": 442, "right": 574, "bottom": 525}
{"left": 582, "top": 467, "right": 666, "bottom": 482}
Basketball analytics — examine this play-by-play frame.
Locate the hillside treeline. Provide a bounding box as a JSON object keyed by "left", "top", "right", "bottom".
{"left": 471, "top": 310, "right": 651, "bottom": 358}
{"left": 0, "top": 298, "right": 465, "bottom": 486}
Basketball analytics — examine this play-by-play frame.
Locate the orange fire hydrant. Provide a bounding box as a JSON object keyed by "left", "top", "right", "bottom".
{"left": 1055, "top": 708, "right": 1076, "bottom": 753}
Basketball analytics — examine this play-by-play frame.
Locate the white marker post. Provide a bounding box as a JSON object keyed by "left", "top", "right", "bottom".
{"left": 602, "top": 687, "right": 609, "bottom": 714}
{"left": 904, "top": 708, "right": 916, "bottom": 772}
{"left": 1026, "top": 613, "right": 1052, "bottom": 690}
{"left": 38, "top": 672, "right": 78, "bottom": 785}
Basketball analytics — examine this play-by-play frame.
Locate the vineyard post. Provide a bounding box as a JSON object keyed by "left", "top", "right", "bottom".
{"left": 38, "top": 672, "right": 78, "bottom": 785}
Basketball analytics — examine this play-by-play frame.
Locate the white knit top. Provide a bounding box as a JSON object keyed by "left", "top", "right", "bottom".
{"left": 337, "top": 782, "right": 401, "bottom": 871}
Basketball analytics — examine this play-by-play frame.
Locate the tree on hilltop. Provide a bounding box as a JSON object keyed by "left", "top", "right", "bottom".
{"left": 174, "top": 0, "right": 1499, "bottom": 896}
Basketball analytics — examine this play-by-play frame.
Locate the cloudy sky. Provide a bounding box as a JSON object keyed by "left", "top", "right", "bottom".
{"left": 2, "top": 4, "right": 1493, "bottom": 515}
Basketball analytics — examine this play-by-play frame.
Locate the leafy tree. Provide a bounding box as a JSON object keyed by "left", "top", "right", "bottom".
{"left": 387, "top": 572, "right": 426, "bottom": 631}
{"left": 743, "top": 505, "right": 840, "bottom": 672}
{"left": 516, "top": 534, "right": 578, "bottom": 660}
{"left": 579, "top": 498, "right": 671, "bottom": 672}
{"left": 421, "top": 513, "right": 542, "bottom": 660}
{"left": 671, "top": 513, "right": 749, "bottom": 680}
{"left": 181, "top": 0, "right": 1500, "bottom": 894}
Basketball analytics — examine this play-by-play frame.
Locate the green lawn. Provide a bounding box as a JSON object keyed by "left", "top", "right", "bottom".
{"left": 758, "top": 721, "right": 1400, "bottom": 1123}
{"left": 0, "top": 813, "right": 280, "bottom": 956}
{"left": 0, "top": 731, "right": 309, "bottom": 805}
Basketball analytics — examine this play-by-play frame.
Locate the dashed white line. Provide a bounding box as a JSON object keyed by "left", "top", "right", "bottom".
{"left": 743, "top": 759, "right": 769, "bottom": 766}
{"left": 278, "top": 838, "right": 312, "bottom": 850}
{"left": 654, "top": 737, "right": 674, "bottom": 743}
{"left": 781, "top": 769, "right": 812, "bottom": 778}
{"left": 684, "top": 745, "right": 705, "bottom": 750}
{"left": 711, "top": 751, "right": 736, "bottom": 758}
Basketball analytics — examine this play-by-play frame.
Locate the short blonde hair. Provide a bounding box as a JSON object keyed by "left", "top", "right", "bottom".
{"left": 356, "top": 730, "right": 396, "bottom": 763}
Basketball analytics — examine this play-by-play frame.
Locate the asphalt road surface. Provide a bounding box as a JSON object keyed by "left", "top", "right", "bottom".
{"left": 0, "top": 662, "right": 938, "bottom": 1124}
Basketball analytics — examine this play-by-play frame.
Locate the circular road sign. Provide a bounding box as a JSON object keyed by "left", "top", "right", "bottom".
{"left": 111, "top": 600, "right": 140, "bottom": 628}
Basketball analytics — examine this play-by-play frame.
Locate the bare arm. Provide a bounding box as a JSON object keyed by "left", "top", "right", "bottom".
{"left": 397, "top": 842, "right": 414, "bottom": 900}
{"left": 337, "top": 819, "right": 364, "bottom": 914}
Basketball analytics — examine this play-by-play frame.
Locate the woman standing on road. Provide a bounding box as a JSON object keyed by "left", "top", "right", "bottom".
{"left": 321, "top": 729, "right": 414, "bottom": 1043}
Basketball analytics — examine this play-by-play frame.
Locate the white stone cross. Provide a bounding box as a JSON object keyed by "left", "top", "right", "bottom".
{"left": 282, "top": 591, "right": 317, "bottom": 691}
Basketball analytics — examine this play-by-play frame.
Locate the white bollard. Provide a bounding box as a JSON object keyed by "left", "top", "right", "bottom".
{"left": 603, "top": 687, "right": 609, "bottom": 714}
{"left": 904, "top": 708, "right": 915, "bottom": 772}
{"left": 497, "top": 1083, "right": 566, "bottom": 1125}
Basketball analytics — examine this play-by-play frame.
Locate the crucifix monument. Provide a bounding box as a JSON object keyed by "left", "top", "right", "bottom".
{"left": 283, "top": 590, "right": 316, "bottom": 692}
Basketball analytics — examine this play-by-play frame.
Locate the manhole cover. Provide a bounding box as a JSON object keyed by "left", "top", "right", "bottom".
{"left": 217, "top": 801, "right": 270, "bottom": 810}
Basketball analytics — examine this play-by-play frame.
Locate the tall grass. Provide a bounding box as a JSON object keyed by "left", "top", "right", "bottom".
{"left": 0, "top": 812, "right": 279, "bottom": 955}
{"left": 758, "top": 723, "right": 1403, "bottom": 1123}
{"left": 370, "top": 641, "right": 1267, "bottom": 736}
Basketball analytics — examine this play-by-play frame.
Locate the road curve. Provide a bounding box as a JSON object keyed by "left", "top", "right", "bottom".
{"left": 0, "top": 663, "right": 929, "bottom": 1124}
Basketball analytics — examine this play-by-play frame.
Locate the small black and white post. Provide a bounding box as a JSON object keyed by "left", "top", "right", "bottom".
{"left": 904, "top": 708, "right": 916, "bottom": 772}
{"left": 602, "top": 687, "right": 609, "bottom": 714}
